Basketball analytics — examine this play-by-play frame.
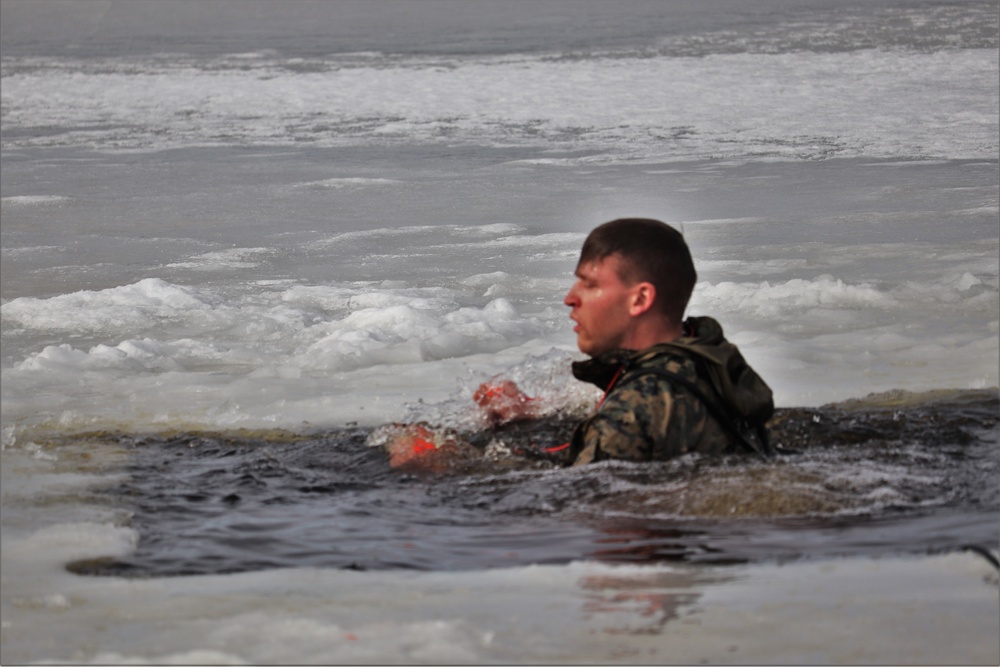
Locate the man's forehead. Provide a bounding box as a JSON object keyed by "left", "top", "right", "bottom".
{"left": 575, "top": 254, "right": 628, "bottom": 279}
{"left": 574, "top": 257, "right": 603, "bottom": 276}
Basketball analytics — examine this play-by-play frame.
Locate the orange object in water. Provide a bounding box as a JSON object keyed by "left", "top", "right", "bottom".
{"left": 473, "top": 379, "right": 537, "bottom": 425}
{"left": 384, "top": 424, "right": 436, "bottom": 467}
{"left": 410, "top": 438, "right": 435, "bottom": 454}
{"left": 473, "top": 379, "right": 533, "bottom": 405}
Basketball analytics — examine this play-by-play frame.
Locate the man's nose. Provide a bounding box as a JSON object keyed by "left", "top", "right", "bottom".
{"left": 564, "top": 285, "right": 578, "bottom": 307}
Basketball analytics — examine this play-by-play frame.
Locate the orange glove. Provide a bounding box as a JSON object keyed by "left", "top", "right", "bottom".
{"left": 473, "top": 379, "right": 537, "bottom": 425}
{"left": 384, "top": 423, "right": 441, "bottom": 468}
{"left": 381, "top": 423, "right": 480, "bottom": 474}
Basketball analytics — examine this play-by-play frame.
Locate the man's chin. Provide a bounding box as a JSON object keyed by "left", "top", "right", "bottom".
{"left": 576, "top": 338, "right": 603, "bottom": 358}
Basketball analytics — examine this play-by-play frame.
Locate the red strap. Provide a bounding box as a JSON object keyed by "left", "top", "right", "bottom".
{"left": 541, "top": 365, "right": 625, "bottom": 456}
{"left": 595, "top": 364, "right": 626, "bottom": 410}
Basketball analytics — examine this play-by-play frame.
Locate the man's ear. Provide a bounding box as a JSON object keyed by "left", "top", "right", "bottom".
{"left": 628, "top": 282, "right": 656, "bottom": 317}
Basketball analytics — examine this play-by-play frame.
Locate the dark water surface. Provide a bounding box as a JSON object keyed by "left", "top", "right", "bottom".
{"left": 65, "top": 389, "right": 999, "bottom": 577}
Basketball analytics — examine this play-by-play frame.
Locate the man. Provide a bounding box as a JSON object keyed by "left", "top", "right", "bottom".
{"left": 384, "top": 218, "right": 772, "bottom": 470}
{"left": 561, "top": 218, "right": 773, "bottom": 464}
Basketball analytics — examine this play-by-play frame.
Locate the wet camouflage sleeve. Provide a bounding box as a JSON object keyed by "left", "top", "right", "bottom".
{"left": 570, "top": 358, "right": 731, "bottom": 465}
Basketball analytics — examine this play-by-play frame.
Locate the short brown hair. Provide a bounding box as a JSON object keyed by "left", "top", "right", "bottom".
{"left": 578, "top": 218, "right": 696, "bottom": 323}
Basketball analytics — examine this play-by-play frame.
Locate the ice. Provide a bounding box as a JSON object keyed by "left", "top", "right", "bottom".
{"left": 4, "top": 522, "right": 138, "bottom": 569}
{"left": 297, "top": 177, "right": 401, "bottom": 189}
{"left": 0, "top": 195, "right": 68, "bottom": 205}
{"left": 1, "top": 278, "right": 220, "bottom": 334}
{"left": 2, "top": 226, "right": 996, "bottom": 428}
{"left": 2, "top": 50, "right": 995, "bottom": 161}
{"left": 1, "top": 523, "right": 996, "bottom": 665}
{"left": 165, "top": 247, "right": 275, "bottom": 270}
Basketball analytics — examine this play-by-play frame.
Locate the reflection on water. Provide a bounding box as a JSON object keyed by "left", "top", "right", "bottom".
{"left": 46, "top": 389, "right": 998, "bottom": 577}
{"left": 579, "top": 567, "right": 722, "bottom": 638}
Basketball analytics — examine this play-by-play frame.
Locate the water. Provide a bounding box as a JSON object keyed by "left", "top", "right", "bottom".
{"left": 2, "top": 1, "right": 998, "bottom": 664}
{"left": 57, "top": 390, "right": 997, "bottom": 578}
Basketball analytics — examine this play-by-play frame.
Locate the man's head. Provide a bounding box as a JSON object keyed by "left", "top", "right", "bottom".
{"left": 564, "top": 218, "right": 696, "bottom": 356}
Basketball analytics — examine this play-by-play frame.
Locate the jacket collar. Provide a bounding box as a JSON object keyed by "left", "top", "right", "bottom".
{"left": 570, "top": 316, "right": 727, "bottom": 390}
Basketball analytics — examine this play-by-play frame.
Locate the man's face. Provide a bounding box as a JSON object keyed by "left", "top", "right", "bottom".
{"left": 564, "top": 254, "right": 636, "bottom": 357}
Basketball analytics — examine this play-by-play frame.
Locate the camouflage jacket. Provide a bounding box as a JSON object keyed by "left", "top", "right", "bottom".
{"left": 568, "top": 316, "right": 773, "bottom": 465}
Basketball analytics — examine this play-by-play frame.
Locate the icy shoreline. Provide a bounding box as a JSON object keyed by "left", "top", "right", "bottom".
{"left": 2, "top": 516, "right": 996, "bottom": 665}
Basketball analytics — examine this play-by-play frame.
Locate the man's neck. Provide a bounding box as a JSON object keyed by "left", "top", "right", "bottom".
{"left": 620, "top": 316, "right": 683, "bottom": 351}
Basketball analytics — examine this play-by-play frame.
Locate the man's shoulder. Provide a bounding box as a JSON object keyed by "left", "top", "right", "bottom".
{"left": 610, "top": 353, "right": 698, "bottom": 410}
